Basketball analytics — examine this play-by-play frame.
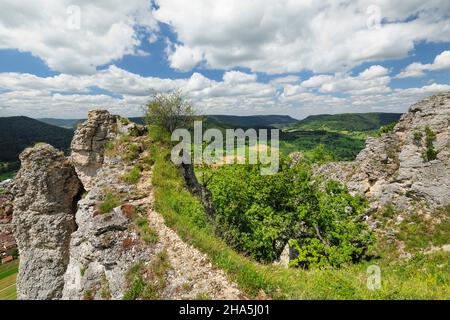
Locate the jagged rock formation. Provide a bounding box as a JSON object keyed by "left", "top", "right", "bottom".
{"left": 71, "top": 110, "right": 147, "bottom": 191}
{"left": 12, "top": 144, "right": 82, "bottom": 299}
{"left": 316, "top": 92, "right": 450, "bottom": 213}
{"left": 62, "top": 159, "right": 151, "bottom": 299}
{"left": 63, "top": 111, "right": 152, "bottom": 299}
{"left": 12, "top": 109, "right": 243, "bottom": 300}
{"left": 70, "top": 110, "right": 118, "bottom": 191}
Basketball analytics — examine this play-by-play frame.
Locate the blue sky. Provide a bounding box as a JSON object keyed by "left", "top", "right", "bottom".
{"left": 0, "top": 1, "right": 449, "bottom": 119}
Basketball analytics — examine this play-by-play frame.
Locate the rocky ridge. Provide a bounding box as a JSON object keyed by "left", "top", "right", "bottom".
{"left": 11, "top": 110, "right": 241, "bottom": 300}
{"left": 315, "top": 92, "right": 450, "bottom": 214}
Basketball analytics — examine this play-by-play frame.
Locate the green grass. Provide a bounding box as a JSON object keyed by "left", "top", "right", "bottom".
{"left": 122, "top": 165, "right": 142, "bottom": 184}
{"left": 123, "top": 250, "right": 172, "bottom": 300}
{"left": 149, "top": 130, "right": 450, "bottom": 299}
{"left": 134, "top": 216, "right": 159, "bottom": 244}
{"left": 98, "top": 192, "right": 121, "bottom": 214}
{"left": 0, "top": 261, "right": 18, "bottom": 300}
{"left": 0, "top": 170, "right": 16, "bottom": 182}
{"left": 104, "top": 134, "right": 140, "bottom": 162}
{"left": 0, "top": 267, "right": 18, "bottom": 281}
{"left": 0, "top": 276, "right": 17, "bottom": 300}
{"left": 0, "top": 260, "right": 18, "bottom": 274}
{"left": 396, "top": 207, "right": 450, "bottom": 252}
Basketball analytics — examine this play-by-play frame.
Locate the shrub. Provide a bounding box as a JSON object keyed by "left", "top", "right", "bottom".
{"left": 413, "top": 130, "right": 423, "bottom": 145}
{"left": 422, "top": 126, "right": 437, "bottom": 161}
{"left": 144, "top": 91, "right": 195, "bottom": 133}
{"left": 124, "top": 143, "right": 140, "bottom": 162}
{"left": 208, "top": 162, "right": 374, "bottom": 267}
{"left": 119, "top": 117, "right": 130, "bottom": 125}
{"left": 378, "top": 122, "right": 396, "bottom": 135}
{"left": 304, "top": 144, "right": 335, "bottom": 164}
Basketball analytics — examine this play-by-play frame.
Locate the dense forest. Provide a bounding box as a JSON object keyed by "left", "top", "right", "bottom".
{"left": 0, "top": 116, "right": 74, "bottom": 162}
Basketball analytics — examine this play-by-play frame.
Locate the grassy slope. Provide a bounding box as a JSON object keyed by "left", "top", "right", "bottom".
{"left": 149, "top": 128, "right": 450, "bottom": 299}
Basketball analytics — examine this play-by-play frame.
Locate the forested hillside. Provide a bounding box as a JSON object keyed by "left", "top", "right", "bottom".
{"left": 0, "top": 117, "right": 74, "bottom": 162}
{"left": 289, "top": 113, "right": 402, "bottom": 132}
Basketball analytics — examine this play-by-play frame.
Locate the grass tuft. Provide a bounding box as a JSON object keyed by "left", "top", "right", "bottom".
{"left": 98, "top": 192, "right": 120, "bottom": 214}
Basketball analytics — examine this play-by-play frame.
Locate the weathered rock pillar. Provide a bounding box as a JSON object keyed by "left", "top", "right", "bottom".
{"left": 12, "top": 144, "right": 82, "bottom": 300}
{"left": 70, "top": 110, "right": 117, "bottom": 191}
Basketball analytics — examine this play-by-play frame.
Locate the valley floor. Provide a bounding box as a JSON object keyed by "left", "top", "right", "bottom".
{"left": 0, "top": 260, "right": 18, "bottom": 300}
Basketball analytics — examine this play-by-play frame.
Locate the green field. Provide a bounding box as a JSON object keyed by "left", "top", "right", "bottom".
{"left": 0, "top": 171, "right": 16, "bottom": 182}
{"left": 0, "top": 260, "right": 18, "bottom": 300}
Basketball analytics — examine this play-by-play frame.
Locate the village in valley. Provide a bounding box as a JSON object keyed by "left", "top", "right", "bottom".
{"left": 0, "top": 184, "right": 17, "bottom": 264}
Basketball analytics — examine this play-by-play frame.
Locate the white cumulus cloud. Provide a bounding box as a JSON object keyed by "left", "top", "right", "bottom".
{"left": 396, "top": 51, "right": 450, "bottom": 78}
{"left": 154, "top": 0, "right": 450, "bottom": 74}
{"left": 0, "top": 0, "right": 158, "bottom": 74}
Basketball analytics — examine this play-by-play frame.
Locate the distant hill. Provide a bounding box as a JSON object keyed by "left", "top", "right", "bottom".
{"left": 290, "top": 113, "right": 402, "bottom": 132}
{"left": 206, "top": 115, "right": 298, "bottom": 128}
{"left": 38, "top": 118, "right": 84, "bottom": 129}
{"left": 0, "top": 117, "right": 74, "bottom": 162}
{"left": 39, "top": 115, "right": 298, "bottom": 130}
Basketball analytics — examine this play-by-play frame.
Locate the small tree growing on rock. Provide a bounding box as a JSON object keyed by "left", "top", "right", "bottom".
{"left": 144, "top": 90, "right": 195, "bottom": 133}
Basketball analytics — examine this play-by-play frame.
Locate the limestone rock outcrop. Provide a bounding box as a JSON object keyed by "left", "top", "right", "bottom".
{"left": 11, "top": 109, "right": 243, "bottom": 300}
{"left": 62, "top": 152, "right": 152, "bottom": 300}
{"left": 70, "top": 110, "right": 118, "bottom": 191}
{"left": 12, "top": 144, "right": 82, "bottom": 299}
{"left": 316, "top": 92, "right": 450, "bottom": 213}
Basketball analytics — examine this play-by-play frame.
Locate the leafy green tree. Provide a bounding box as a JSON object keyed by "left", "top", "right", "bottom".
{"left": 304, "top": 144, "right": 335, "bottom": 164}
{"left": 208, "top": 161, "right": 374, "bottom": 267}
{"left": 378, "top": 122, "right": 397, "bottom": 135}
{"left": 288, "top": 179, "right": 374, "bottom": 269}
{"left": 144, "top": 90, "right": 195, "bottom": 133}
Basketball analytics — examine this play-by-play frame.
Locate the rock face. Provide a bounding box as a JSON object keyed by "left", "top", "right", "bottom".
{"left": 63, "top": 111, "right": 151, "bottom": 299}
{"left": 11, "top": 109, "right": 243, "bottom": 300}
{"left": 62, "top": 152, "right": 152, "bottom": 300}
{"left": 70, "top": 110, "right": 118, "bottom": 191}
{"left": 12, "top": 111, "right": 151, "bottom": 300}
{"left": 12, "top": 144, "right": 82, "bottom": 299}
{"left": 316, "top": 92, "right": 450, "bottom": 212}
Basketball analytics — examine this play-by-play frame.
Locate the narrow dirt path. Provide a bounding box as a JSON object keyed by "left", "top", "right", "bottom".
{"left": 137, "top": 170, "right": 244, "bottom": 300}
